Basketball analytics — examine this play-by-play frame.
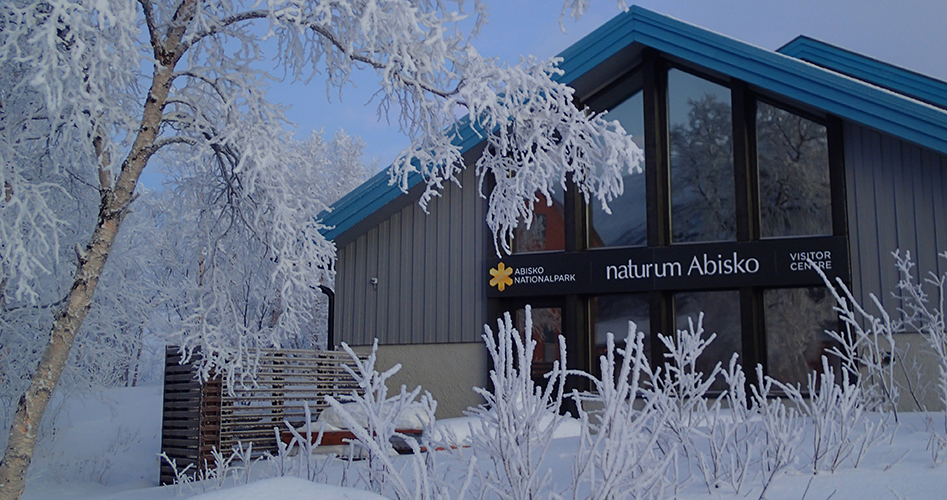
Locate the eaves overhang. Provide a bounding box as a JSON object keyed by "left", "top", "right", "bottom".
{"left": 320, "top": 5, "right": 947, "bottom": 243}
{"left": 777, "top": 35, "right": 947, "bottom": 111}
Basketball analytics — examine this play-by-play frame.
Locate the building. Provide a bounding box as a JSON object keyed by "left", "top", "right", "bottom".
{"left": 320, "top": 6, "right": 947, "bottom": 416}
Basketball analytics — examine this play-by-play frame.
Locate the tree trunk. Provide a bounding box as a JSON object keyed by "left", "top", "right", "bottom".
{"left": 0, "top": 52, "right": 183, "bottom": 500}
{"left": 0, "top": 193, "right": 128, "bottom": 499}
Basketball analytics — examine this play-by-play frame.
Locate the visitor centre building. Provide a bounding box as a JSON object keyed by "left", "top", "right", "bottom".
{"left": 319, "top": 6, "right": 947, "bottom": 417}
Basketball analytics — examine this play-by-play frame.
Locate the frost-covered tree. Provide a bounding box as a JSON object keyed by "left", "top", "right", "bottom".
{"left": 0, "top": 0, "right": 639, "bottom": 497}
{"left": 149, "top": 129, "right": 372, "bottom": 383}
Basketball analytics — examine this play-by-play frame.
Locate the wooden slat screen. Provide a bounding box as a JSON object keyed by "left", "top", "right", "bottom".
{"left": 159, "top": 347, "right": 364, "bottom": 485}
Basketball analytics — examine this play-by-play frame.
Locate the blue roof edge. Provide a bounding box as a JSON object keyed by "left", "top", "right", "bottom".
{"left": 320, "top": 5, "right": 947, "bottom": 241}
{"left": 777, "top": 35, "right": 947, "bottom": 110}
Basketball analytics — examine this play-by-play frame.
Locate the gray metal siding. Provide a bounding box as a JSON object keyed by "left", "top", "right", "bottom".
{"left": 844, "top": 122, "right": 947, "bottom": 313}
{"left": 335, "top": 166, "right": 487, "bottom": 345}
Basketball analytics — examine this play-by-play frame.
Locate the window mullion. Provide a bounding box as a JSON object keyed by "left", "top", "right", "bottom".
{"left": 643, "top": 49, "right": 670, "bottom": 248}
{"left": 732, "top": 81, "right": 759, "bottom": 242}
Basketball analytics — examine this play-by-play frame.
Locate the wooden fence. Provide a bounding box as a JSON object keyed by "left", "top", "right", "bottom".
{"left": 159, "top": 347, "right": 364, "bottom": 485}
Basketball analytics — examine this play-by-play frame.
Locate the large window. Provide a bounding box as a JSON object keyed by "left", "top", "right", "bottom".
{"left": 496, "top": 53, "right": 846, "bottom": 389}
{"left": 515, "top": 306, "right": 562, "bottom": 382}
{"left": 592, "top": 293, "right": 650, "bottom": 353}
{"left": 764, "top": 288, "right": 838, "bottom": 386}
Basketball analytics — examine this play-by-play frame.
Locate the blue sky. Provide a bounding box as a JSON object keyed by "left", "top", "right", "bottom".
{"left": 272, "top": 0, "right": 947, "bottom": 172}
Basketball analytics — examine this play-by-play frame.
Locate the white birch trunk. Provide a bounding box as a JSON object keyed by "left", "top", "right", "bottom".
{"left": 0, "top": 2, "right": 194, "bottom": 495}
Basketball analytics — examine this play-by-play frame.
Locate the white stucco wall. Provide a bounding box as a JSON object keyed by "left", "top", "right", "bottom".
{"left": 353, "top": 342, "right": 489, "bottom": 419}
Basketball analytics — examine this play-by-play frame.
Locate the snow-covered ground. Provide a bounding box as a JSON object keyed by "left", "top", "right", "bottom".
{"left": 16, "top": 384, "right": 947, "bottom": 500}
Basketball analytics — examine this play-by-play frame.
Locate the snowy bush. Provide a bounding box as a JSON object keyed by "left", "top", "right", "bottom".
{"left": 892, "top": 251, "right": 947, "bottom": 416}
{"left": 466, "top": 306, "right": 569, "bottom": 500}
{"left": 652, "top": 313, "right": 721, "bottom": 457}
{"left": 569, "top": 325, "right": 673, "bottom": 500}
{"left": 813, "top": 250, "right": 947, "bottom": 419}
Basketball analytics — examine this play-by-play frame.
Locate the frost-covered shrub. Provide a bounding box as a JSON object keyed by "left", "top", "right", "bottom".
{"left": 695, "top": 355, "right": 758, "bottom": 495}
{"left": 569, "top": 325, "right": 673, "bottom": 500}
{"left": 813, "top": 250, "right": 947, "bottom": 418}
{"left": 467, "top": 306, "right": 568, "bottom": 500}
{"left": 323, "top": 341, "right": 437, "bottom": 500}
{"left": 652, "top": 313, "right": 722, "bottom": 456}
{"left": 749, "top": 364, "right": 803, "bottom": 498}
{"left": 892, "top": 251, "right": 947, "bottom": 415}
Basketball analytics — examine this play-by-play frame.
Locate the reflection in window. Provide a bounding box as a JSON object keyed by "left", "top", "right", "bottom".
{"left": 590, "top": 91, "right": 647, "bottom": 248}
{"left": 592, "top": 294, "right": 649, "bottom": 382}
{"left": 515, "top": 307, "right": 562, "bottom": 382}
{"left": 513, "top": 185, "right": 565, "bottom": 253}
{"left": 673, "top": 291, "right": 741, "bottom": 391}
{"left": 592, "top": 294, "right": 650, "bottom": 353}
{"left": 757, "top": 103, "right": 832, "bottom": 238}
{"left": 764, "top": 288, "right": 838, "bottom": 387}
{"left": 668, "top": 69, "right": 735, "bottom": 243}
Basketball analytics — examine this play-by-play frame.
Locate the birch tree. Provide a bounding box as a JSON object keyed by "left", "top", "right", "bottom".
{"left": 0, "top": 1, "right": 639, "bottom": 498}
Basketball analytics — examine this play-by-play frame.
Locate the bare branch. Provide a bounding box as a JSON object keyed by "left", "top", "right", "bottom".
{"left": 137, "top": 0, "right": 162, "bottom": 57}
{"left": 181, "top": 9, "right": 462, "bottom": 100}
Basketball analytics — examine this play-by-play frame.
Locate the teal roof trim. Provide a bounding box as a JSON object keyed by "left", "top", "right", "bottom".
{"left": 778, "top": 36, "right": 947, "bottom": 110}
{"left": 320, "top": 6, "right": 947, "bottom": 241}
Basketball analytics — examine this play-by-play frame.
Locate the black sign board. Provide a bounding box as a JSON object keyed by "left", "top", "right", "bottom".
{"left": 487, "top": 236, "right": 849, "bottom": 298}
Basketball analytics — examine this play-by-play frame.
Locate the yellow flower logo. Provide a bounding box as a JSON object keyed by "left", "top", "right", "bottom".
{"left": 489, "top": 262, "right": 514, "bottom": 292}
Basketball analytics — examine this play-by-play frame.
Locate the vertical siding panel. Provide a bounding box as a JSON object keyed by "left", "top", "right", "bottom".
{"left": 347, "top": 243, "right": 359, "bottom": 344}
{"left": 365, "top": 227, "right": 379, "bottom": 344}
{"left": 461, "top": 166, "right": 477, "bottom": 343}
{"left": 911, "top": 146, "right": 936, "bottom": 277}
{"left": 858, "top": 129, "right": 883, "bottom": 307}
{"left": 412, "top": 203, "right": 427, "bottom": 344}
{"left": 338, "top": 244, "right": 353, "bottom": 345}
{"left": 876, "top": 135, "right": 900, "bottom": 312}
{"left": 843, "top": 123, "right": 864, "bottom": 303}
{"left": 474, "top": 168, "right": 487, "bottom": 343}
{"left": 377, "top": 220, "right": 390, "bottom": 342}
{"left": 437, "top": 189, "right": 452, "bottom": 342}
{"left": 449, "top": 181, "right": 464, "bottom": 343}
{"left": 894, "top": 142, "right": 916, "bottom": 259}
{"left": 387, "top": 212, "right": 402, "bottom": 345}
{"left": 334, "top": 246, "right": 344, "bottom": 346}
{"left": 353, "top": 235, "right": 368, "bottom": 345}
{"left": 932, "top": 152, "right": 947, "bottom": 277}
{"left": 425, "top": 199, "right": 440, "bottom": 344}
{"left": 401, "top": 206, "right": 415, "bottom": 345}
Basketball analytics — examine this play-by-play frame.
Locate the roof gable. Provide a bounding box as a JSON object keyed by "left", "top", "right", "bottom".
{"left": 320, "top": 6, "right": 947, "bottom": 241}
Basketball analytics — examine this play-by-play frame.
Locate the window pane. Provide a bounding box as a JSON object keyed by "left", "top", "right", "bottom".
{"left": 513, "top": 185, "right": 565, "bottom": 253}
{"left": 592, "top": 294, "right": 650, "bottom": 383}
{"left": 668, "top": 69, "right": 735, "bottom": 243}
{"left": 764, "top": 288, "right": 838, "bottom": 387}
{"left": 590, "top": 91, "right": 647, "bottom": 248}
{"left": 592, "top": 293, "right": 650, "bottom": 354}
{"left": 757, "top": 103, "right": 832, "bottom": 237}
{"left": 515, "top": 307, "right": 562, "bottom": 381}
{"left": 673, "top": 291, "right": 741, "bottom": 391}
